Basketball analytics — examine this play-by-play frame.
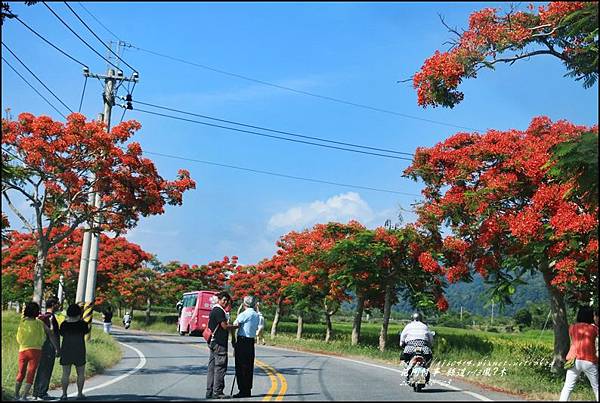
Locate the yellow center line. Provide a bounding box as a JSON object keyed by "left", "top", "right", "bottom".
{"left": 255, "top": 359, "right": 279, "bottom": 401}
{"left": 273, "top": 368, "right": 288, "bottom": 401}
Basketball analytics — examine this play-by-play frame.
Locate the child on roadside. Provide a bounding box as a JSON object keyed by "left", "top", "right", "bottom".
{"left": 59, "top": 304, "right": 91, "bottom": 400}
{"left": 15, "top": 301, "right": 60, "bottom": 400}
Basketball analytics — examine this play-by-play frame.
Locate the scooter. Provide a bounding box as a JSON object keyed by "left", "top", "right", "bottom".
{"left": 407, "top": 351, "right": 429, "bottom": 392}
{"left": 122, "top": 314, "right": 132, "bottom": 330}
{"left": 404, "top": 332, "right": 434, "bottom": 392}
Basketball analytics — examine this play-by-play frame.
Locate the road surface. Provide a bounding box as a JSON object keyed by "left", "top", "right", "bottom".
{"left": 48, "top": 325, "right": 522, "bottom": 401}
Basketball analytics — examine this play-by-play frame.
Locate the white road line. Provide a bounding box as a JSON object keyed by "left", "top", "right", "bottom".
{"left": 259, "top": 345, "right": 492, "bottom": 401}
{"left": 67, "top": 341, "right": 147, "bottom": 397}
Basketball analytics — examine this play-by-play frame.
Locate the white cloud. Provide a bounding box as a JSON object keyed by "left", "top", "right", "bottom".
{"left": 267, "top": 192, "right": 396, "bottom": 232}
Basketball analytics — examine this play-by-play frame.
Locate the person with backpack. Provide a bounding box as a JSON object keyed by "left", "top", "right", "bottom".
{"left": 205, "top": 291, "right": 238, "bottom": 399}
{"left": 33, "top": 297, "right": 62, "bottom": 400}
{"left": 15, "top": 302, "right": 60, "bottom": 401}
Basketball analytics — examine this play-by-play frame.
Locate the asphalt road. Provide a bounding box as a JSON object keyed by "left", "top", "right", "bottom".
{"left": 48, "top": 325, "right": 522, "bottom": 401}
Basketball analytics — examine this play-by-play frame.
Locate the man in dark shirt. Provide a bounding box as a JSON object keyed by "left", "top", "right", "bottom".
{"left": 33, "top": 297, "right": 61, "bottom": 400}
{"left": 206, "top": 291, "right": 238, "bottom": 399}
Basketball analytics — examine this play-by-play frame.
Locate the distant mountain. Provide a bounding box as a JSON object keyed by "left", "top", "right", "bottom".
{"left": 393, "top": 272, "right": 549, "bottom": 317}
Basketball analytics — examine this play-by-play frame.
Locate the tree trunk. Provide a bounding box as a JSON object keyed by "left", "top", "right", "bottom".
{"left": 379, "top": 284, "right": 392, "bottom": 352}
{"left": 352, "top": 293, "right": 365, "bottom": 346}
{"left": 32, "top": 239, "right": 49, "bottom": 304}
{"left": 325, "top": 311, "right": 333, "bottom": 342}
{"left": 145, "top": 297, "right": 152, "bottom": 325}
{"left": 541, "top": 260, "right": 570, "bottom": 373}
{"left": 270, "top": 297, "right": 283, "bottom": 339}
{"left": 296, "top": 314, "right": 303, "bottom": 339}
{"left": 324, "top": 299, "right": 337, "bottom": 343}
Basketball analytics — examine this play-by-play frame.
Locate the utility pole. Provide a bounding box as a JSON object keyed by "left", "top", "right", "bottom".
{"left": 491, "top": 300, "right": 495, "bottom": 325}
{"left": 74, "top": 52, "right": 138, "bottom": 334}
{"left": 460, "top": 306, "right": 463, "bottom": 321}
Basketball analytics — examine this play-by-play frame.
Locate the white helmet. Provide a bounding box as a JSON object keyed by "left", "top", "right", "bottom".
{"left": 412, "top": 312, "right": 423, "bottom": 322}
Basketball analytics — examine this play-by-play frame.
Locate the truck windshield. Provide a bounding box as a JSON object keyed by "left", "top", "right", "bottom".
{"left": 183, "top": 294, "right": 198, "bottom": 308}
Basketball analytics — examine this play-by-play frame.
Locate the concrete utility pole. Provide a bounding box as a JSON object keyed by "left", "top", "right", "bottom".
{"left": 74, "top": 49, "right": 138, "bottom": 333}
{"left": 57, "top": 274, "right": 64, "bottom": 305}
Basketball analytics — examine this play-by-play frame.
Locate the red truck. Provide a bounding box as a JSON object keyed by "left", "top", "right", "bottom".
{"left": 177, "top": 290, "right": 218, "bottom": 336}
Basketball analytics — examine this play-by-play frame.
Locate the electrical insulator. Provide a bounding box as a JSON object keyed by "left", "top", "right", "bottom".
{"left": 125, "top": 94, "right": 133, "bottom": 110}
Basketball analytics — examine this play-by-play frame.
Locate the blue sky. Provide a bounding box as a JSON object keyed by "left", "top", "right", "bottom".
{"left": 2, "top": 2, "right": 598, "bottom": 266}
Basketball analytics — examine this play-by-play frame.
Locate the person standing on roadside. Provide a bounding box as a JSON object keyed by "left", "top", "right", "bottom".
{"left": 59, "top": 303, "right": 91, "bottom": 401}
{"left": 101, "top": 305, "right": 113, "bottom": 334}
{"left": 255, "top": 302, "right": 266, "bottom": 346}
{"left": 33, "top": 297, "right": 62, "bottom": 400}
{"left": 232, "top": 295, "right": 260, "bottom": 398}
{"left": 206, "top": 291, "right": 238, "bottom": 399}
{"left": 15, "top": 302, "right": 60, "bottom": 401}
{"left": 559, "top": 305, "right": 598, "bottom": 401}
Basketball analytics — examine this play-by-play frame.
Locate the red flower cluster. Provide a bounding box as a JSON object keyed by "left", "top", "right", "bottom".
{"left": 418, "top": 252, "right": 442, "bottom": 274}
{"left": 413, "top": 2, "right": 589, "bottom": 107}
{"left": 436, "top": 295, "right": 449, "bottom": 311}
{"left": 405, "top": 116, "right": 598, "bottom": 295}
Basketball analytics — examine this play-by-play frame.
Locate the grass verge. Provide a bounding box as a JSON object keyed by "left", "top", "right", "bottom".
{"left": 2, "top": 310, "right": 122, "bottom": 401}
{"left": 268, "top": 320, "right": 595, "bottom": 401}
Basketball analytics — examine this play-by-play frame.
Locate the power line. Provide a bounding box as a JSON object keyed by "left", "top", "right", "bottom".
{"left": 77, "top": 2, "right": 120, "bottom": 41}
{"left": 70, "top": 4, "right": 480, "bottom": 132}
{"left": 14, "top": 15, "right": 88, "bottom": 68}
{"left": 42, "top": 2, "right": 120, "bottom": 71}
{"left": 71, "top": 5, "right": 479, "bottom": 132}
{"left": 132, "top": 99, "right": 414, "bottom": 157}
{"left": 2, "top": 57, "right": 67, "bottom": 119}
{"left": 2, "top": 42, "right": 73, "bottom": 114}
{"left": 136, "top": 148, "right": 421, "bottom": 197}
{"left": 132, "top": 46, "right": 481, "bottom": 132}
{"left": 132, "top": 107, "right": 413, "bottom": 161}
{"left": 63, "top": 2, "right": 138, "bottom": 73}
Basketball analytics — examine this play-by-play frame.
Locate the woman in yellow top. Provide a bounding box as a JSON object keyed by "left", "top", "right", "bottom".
{"left": 15, "top": 301, "right": 60, "bottom": 400}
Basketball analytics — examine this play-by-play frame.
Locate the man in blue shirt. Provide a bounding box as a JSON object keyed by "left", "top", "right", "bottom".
{"left": 232, "top": 295, "right": 260, "bottom": 398}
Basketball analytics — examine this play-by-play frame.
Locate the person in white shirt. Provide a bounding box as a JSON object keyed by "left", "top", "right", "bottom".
{"left": 399, "top": 312, "right": 434, "bottom": 382}
{"left": 122, "top": 312, "right": 132, "bottom": 329}
{"left": 232, "top": 296, "right": 260, "bottom": 398}
{"left": 255, "top": 302, "right": 265, "bottom": 345}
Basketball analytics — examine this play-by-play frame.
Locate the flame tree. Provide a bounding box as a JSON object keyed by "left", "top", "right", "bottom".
{"left": 412, "top": 2, "right": 597, "bottom": 108}
{"left": 1, "top": 113, "right": 195, "bottom": 303}
{"left": 404, "top": 116, "right": 598, "bottom": 371}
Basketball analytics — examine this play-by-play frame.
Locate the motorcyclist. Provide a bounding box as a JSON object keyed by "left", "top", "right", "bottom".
{"left": 399, "top": 312, "right": 434, "bottom": 383}
{"left": 122, "top": 311, "right": 132, "bottom": 329}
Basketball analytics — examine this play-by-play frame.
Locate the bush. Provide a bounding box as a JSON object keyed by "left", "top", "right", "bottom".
{"left": 514, "top": 308, "right": 533, "bottom": 327}
{"left": 436, "top": 316, "right": 467, "bottom": 328}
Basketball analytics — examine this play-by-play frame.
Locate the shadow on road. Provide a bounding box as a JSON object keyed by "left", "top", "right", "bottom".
{"left": 113, "top": 335, "right": 199, "bottom": 345}
{"left": 75, "top": 394, "right": 200, "bottom": 401}
{"left": 419, "top": 388, "right": 463, "bottom": 393}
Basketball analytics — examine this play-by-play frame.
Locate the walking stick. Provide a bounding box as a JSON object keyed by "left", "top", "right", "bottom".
{"left": 230, "top": 372, "right": 236, "bottom": 395}
{"left": 230, "top": 341, "right": 237, "bottom": 395}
